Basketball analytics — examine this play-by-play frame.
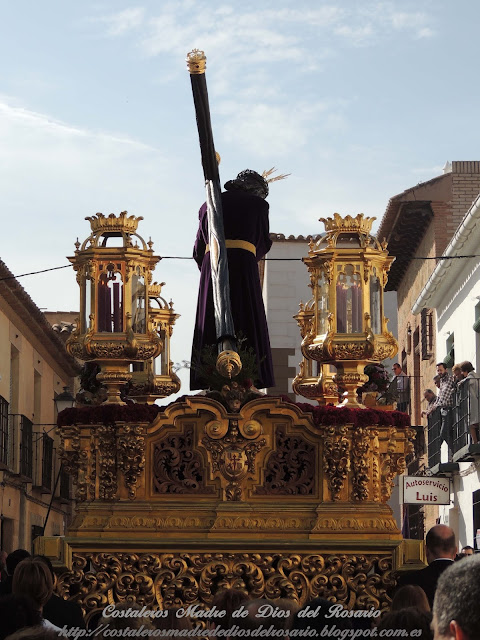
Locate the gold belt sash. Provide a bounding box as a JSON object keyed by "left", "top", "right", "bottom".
{"left": 205, "top": 239, "right": 256, "bottom": 256}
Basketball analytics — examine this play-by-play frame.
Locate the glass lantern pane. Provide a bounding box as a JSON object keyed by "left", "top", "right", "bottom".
{"left": 98, "top": 270, "right": 124, "bottom": 332}
{"left": 336, "top": 265, "right": 362, "bottom": 333}
{"left": 316, "top": 272, "right": 329, "bottom": 334}
{"left": 370, "top": 273, "right": 381, "bottom": 334}
{"left": 131, "top": 268, "right": 146, "bottom": 333}
{"left": 83, "top": 277, "right": 91, "bottom": 332}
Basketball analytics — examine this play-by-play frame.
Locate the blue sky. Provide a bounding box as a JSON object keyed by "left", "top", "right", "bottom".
{"left": 1, "top": 1, "right": 479, "bottom": 393}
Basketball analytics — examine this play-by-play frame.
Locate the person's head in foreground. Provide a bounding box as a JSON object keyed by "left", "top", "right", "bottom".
{"left": 426, "top": 524, "right": 456, "bottom": 564}
{"left": 432, "top": 554, "right": 480, "bottom": 639}
{"left": 3, "top": 626, "right": 58, "bottom": 640}
{"left": 378, "top": 607, "right": 432, "bottom": 639}
{"left": 392, "top": 585, "right": 430, "bottom": 613}
{"left": 0, "top": 594, "right": 42, "bottom": 640}
{"left": 292, "top": 597, "right": 353, "bottom": 634}
{"left": 12, "top": 557, "right": 53, "bottom": 615}
{"left": 97, "top": 602, "right": 154, "bottom": 635}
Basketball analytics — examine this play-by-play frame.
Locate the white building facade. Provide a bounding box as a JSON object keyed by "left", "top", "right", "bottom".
{"left": 413, "top": 193, "right": 480, "bottom": 550}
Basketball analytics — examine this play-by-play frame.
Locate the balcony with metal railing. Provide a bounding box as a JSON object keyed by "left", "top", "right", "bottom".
{"left": 452, "top": 377, "right": 480, "bottom": 462}
{"left": 427, "top": 377, "right": 480, "bottom": 471}
{"left": 0, "top": 396, "right": 8, "bottom": 468}
{"left": 427, "top": 407, "right": 443, "bottom": 470}
{"left": 40, "top": 433, "right": 54, "bottom": 491}
{"left": 20, "top": 416, "right": 33, "bottom": 479}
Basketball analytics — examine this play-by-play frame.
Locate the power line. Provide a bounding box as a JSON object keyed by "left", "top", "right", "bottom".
{"left": 0, "top": 264, "right": 72, "bottom": 281}
{"left": 2, "top": 253, "right": 480, "bottom": 282}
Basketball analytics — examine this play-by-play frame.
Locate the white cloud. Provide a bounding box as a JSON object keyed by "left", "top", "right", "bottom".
{"left": 100, "top": 7, "right": 145, "bottom": 36}
{"left": 416, "top": 27, "right": 435, "bottom": 39}
{"left": 334, "top": 24, "right": 375, "bottom": 46}
{"left": 217, "top": 100, "right": 347, "bottom": 157}
{"left": 0, "top": 98, "right": 157, "bottom": 151}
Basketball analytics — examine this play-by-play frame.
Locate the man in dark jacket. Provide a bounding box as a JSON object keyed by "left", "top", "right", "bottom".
{"left": 397, "top": 524, "right": 456, "bottom": 608}
{"left": 0, "top": 549, "right": 30, "bottom": 597}
{"left": 35, "top": 555, "right": 86, "bottom": 629}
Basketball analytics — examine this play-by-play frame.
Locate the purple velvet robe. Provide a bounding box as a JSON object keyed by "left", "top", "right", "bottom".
{"left": 190, "top": 189, "right": 275, "bottom": 390}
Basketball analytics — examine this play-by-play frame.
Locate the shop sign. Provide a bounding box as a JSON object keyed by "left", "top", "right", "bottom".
{"left": 403, "top": 476, "right": 451, "bottom": 505}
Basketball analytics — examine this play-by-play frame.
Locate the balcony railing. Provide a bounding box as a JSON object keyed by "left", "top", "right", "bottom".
{"left": 427, "top": 408, "right": 443, "bottom": 469}
{"left": 41, "top": 434, "right": 54, "bottom": 490}
{"left": 427, "top": 377, "right": 480, "bottom": 469}
{"left": 20, "top": 416, "right": 33, "bottom": 479}
{"left": 452, "top": 376, "right": 480, "bottom": 461}
{"left": 0, "top": 396, "right": 8, "bottom": 467}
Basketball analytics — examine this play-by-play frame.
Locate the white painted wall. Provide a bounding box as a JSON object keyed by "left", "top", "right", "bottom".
{"left": 427, "top": 257, "right": 480, "bottom": 549}
{"left": 263, "top": 238, "right": 312, "bottom": 400}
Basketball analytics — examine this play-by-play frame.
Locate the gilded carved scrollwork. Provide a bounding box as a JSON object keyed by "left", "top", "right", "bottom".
{"left": 153, "top": 426, "right": 215, "bottom": 495}
{"left": 323, "top": 426, "right": 350, "bottom": 501}
{"left": 58, "top": 426, "right": 88, "bottom": 502}
{"left": 256, "top": 426, "right": 315, "bottom": 495}
{"left": 380, "top": 428, "right": 407, "bottom": 502}
{"left": 351, "top": 427, "right": 370, "bottom": 501}
{"left": 117, "top": 425, "right": 146, "bottom": 499}
{"left": 98, "top": 426, "right": 117, "bottom": 500}
{"left": 55, "top": 551, "right": 394, "bottom": 625}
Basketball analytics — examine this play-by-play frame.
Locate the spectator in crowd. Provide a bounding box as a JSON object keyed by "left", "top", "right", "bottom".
{"left": 459, "top": 361, "right": 479, "bottom": 444}
{"left": 0, "top": 594, "right": 42, "bottom": 640}
{"left": 432, "top": 554, "right": 480, "bottom": 640}
{"left": 377, "top": 608, "right": 432, "bottom": 639}
{"left": 393, "top": 363, "right": 410, "bottom": 412}
{"left": 434, "top": 375, "right": 441, "bottom": 389}
{"left": 397, "top": 524, "right": 456, "bottom": 608}
{"left": 211, "top": 588, "right": 249, "bottom": 628}
{"left": 3, "top": 627, "right": 58, "bottom": 640}
{"left": 33, "top": 556, "right": 85, "bottom": 629}
{"left": 422, "top": 389, "right": 437, "bottom": 418}
{"left": 0, "top": 550, "right": 30, "bottom": 597}
{"left": 452, "top": 364, "right": 463, "bottom": 384}
{"left": 462, "top": 546, "right": 474, "bottom": 556}
{"left": 292, "top": 597, "right": 353, "bottom": 635}
{"left": 96, "top": 602, "right": 155, "bottom": 638}
{"left": 431, "top": 363, "right": 456, "bottom": 446}
{"left": 151, "top": 608, "right": 192, "bottom": 637}
{"left": 234, "top": 598, "right": 296, "bottom": 637}
{"left": 391, "top": 585, "right": 430, "bottom": 613}
{"left": 12, "top": 557, "right": 61, "bottom": 631}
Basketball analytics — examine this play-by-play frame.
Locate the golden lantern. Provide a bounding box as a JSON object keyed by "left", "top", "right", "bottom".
{"left": 294, "top": 214, "right": 397, "bottom": 407}
{"left": 66, "top": 212, "right": 162, "bottom": 404}
{"left": 128, "top": 282, "right": 181, "bottom": 403}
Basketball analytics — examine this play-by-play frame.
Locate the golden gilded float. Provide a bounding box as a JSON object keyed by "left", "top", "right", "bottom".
{"left": 37, "top": 213, "right": 420, "bottom": 627}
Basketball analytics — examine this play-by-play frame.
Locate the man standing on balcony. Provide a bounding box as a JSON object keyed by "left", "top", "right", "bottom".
{"left": 393, "top": 363, "right": 410, "bottom": 412}
{"left": 459, "top": 361, "right": 479, "bottom": 445}
{"left": 422, "top": 388, "right": 437, "bottom": 418}
{"left": 432, "top": 363, "right": 456, "bottom": 446}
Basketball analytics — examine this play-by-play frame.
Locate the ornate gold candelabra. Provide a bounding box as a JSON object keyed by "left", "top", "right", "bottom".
{"left": 294, "top": 214, "right": 398, "bottom": 407}
{"left": 66, "top": 212, "right": 163, "bottom": 404}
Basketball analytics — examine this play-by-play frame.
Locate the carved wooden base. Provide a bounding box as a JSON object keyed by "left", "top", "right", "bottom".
{"left": 43, "top": 541, "right": 398, "bottom": 627}
{"left": 51, "top": 396, "right": 417, "bottom": 625}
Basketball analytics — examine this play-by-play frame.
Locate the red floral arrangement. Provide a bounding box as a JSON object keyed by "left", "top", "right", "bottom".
{"left": 281, "top": 396, "right": 410, "bottom": 428}
{"left": 57, "top": 395, "right": 410, "bottom": 429}
{"left": 57, "top": 402, "right": 161, "bottom": 427}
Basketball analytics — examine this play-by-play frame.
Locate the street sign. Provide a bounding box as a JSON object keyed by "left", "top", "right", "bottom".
{"left": 403, "top": 476, "right": 451, "bottom": 505}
